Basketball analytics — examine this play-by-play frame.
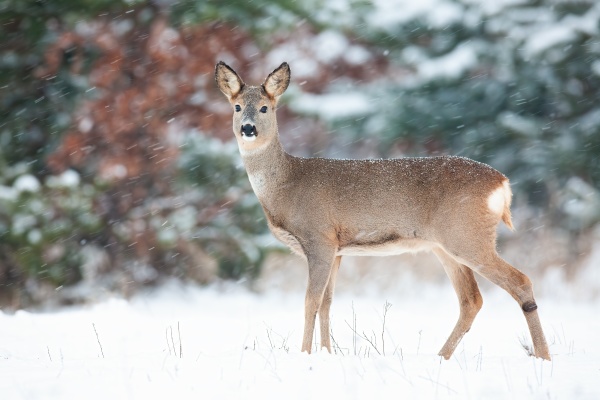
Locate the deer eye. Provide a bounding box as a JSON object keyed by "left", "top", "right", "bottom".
{"left": 235, "top": 105, "right": 241, "bottom": 112}
{"left": 260, "top": 106, "right": 268, "bottom": 113}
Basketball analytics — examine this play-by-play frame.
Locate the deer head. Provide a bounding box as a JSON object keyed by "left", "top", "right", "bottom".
{"left": 215, "top": 61, "right": 290, "bottom": 152}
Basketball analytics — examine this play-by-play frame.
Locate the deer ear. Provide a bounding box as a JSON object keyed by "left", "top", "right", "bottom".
{"left": 263, "top": 62, "right": 290, "bottom": 100}
{"left": 215, "top": 61, "right": 244, "bottom": 99}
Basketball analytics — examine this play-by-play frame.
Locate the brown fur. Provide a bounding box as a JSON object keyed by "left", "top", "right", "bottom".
{"left": 215, "top": 61, "right": 550, "bottom": 361}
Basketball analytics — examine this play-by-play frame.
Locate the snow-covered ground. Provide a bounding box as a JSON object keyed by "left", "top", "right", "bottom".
{"left": 1, "top": 281, "right": 598, "bottom": 399}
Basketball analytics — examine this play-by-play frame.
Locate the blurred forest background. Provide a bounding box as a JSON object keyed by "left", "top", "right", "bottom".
{"left": 1, "top": 0, "right": 599, "bottom": 307}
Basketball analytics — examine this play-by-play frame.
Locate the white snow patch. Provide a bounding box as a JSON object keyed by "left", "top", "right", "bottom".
{"left": 169, "top": 206, "right": 198, "bottom": 232}
{"left": 78, "top": 117, "right": 93, "bottom": 133}
{"left": 418, "top": 43, "right": 478, "bottom": 82}
{"left": 523, "top": 25, "right": 577, "bottom": 58}
{"left": 344, "top": 45, "right": 371, "bottom": 65}
{"left": 368, "top": 0, "right": 463, "bottom": 31}
{"left": 156, "top": 27, "right": 182, "bottom": 53}
{"left": 12, "top": 213, "right": 37, "bottom": 235}
{"left": 314, "top": 30, "right": 349, "bottom": 63}
{"left": 0, "top": 282, "right": 598, "bottom": 399}
{"left": 13, "top": 174, "right": 41, "bottom": 193}
{"left": 188, "top": 91, "right": 206, "bottom": 105}
{"left": 27, "top": 229, "right": 43, "bottom": 244}
{"left": 291, "top": 92, "right": 374, "bottom": 120}
{"left": 428, "top": 1, "right": 464, "bottom": 28}
{"left": 267, "top": 44, "right": 319, "bottom": 78}
{"left": 0, "top": 185, "right": 17, "bottom": 201}
{"left": 47, "top": 169, "right": 81, "bottom": 189}
{"left": 101, "top": 164, "right": 128, "bottom": 180}
{"left": 563, "top": 4, "right": 600, "bottom": 37}
{"left": 561, "top": 177, "right": 600, "bottom": 226}
{"left": 498, "top": 111, "right": 540, "bottom": 137}
{"left": 462, "top": 0, "right": 529, "bottom": 16}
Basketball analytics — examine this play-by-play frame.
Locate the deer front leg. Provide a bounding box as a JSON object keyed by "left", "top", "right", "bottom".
{"left": 318, "top": 256, "right": 341, "bottom": 353}
{"left": 301, "top": 246, "right": 337, "bottom": 354}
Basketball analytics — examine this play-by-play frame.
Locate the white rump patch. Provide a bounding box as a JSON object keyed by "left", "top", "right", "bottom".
{"left": 487, "top": 186, "right": 505, "bottom": 215}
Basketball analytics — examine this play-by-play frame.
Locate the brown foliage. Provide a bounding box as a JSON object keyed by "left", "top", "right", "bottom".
{"left": 35, "top": 16, "right": 266, "bottom": 284}
{"left": 42, "top": 17, "right": 265, "bottom": 207}
{"left": 46, "top": 19, "right": 244, "bottom": 179}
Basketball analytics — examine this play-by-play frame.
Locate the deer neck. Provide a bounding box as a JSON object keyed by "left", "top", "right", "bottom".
{"left": 239, "top": 133, "right": 290, "bottom": 204}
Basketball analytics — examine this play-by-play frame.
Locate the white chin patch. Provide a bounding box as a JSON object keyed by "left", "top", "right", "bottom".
{"left": 242, "top": 134, "right": 257, "bottom": 142}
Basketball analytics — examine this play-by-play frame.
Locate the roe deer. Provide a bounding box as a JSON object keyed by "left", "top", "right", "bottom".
{"left": 215, "top": 61, "right": 551, "bottom": 360}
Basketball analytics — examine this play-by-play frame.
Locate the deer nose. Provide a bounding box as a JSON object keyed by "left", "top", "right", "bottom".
{"left": 241, "top": 124, "right": 256, "bottom": 136}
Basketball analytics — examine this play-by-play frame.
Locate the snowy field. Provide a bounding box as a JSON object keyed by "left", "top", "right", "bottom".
{"left": 1, "top": 281, "right": 598, "bottom": 399}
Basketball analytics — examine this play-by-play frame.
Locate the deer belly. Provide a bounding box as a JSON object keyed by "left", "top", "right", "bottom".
{"left": 337, "top": 239, "right": 433, "bottom": 256}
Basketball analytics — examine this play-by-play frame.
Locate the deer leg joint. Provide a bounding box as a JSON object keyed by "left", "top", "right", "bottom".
{"left": 522, "top": 301, "right": 538, "bottom": 312}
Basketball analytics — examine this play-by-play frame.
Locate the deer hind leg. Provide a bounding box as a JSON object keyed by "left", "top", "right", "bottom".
{"left": 318, "top": 256, "right": 341, "bottom": 353}
{"left": 301, "top": 246, "right": 337, "bottom": 354}
{"left": 446, "top": 242, "right": 551, "bottom": 361}
{"left": 433, "top": 247, "right": 483, "bottom": 360}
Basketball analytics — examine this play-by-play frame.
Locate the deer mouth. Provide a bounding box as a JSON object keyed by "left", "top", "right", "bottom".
{"left": 241, "top": 124, "right": 257, "bottom": 141}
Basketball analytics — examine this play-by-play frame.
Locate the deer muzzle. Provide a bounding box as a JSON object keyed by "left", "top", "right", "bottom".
{"left": 241, "top": 124, "right": 257, "bottom": 141}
